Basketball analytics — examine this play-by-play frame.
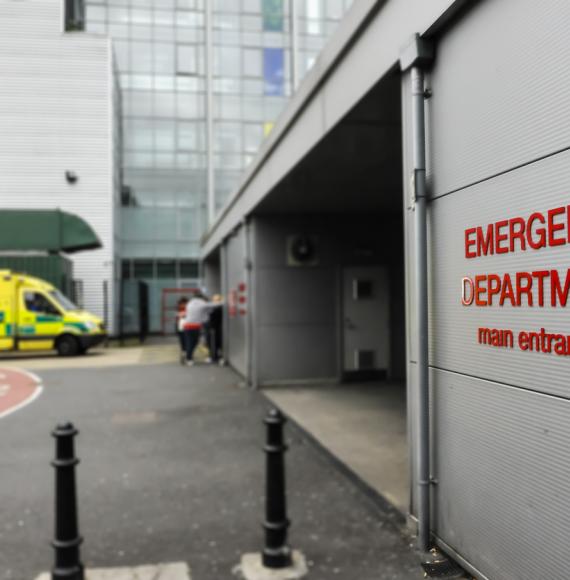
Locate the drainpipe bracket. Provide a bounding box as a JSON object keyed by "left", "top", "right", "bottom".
{"left": 399, "top": 33, "right": 435, "bottom": 72}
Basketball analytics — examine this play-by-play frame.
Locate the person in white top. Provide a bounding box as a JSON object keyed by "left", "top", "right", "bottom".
{"left": 183, "top": 291, "right": 221, "bottom": 366}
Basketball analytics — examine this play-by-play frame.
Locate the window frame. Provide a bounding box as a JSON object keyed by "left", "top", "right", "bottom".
{"left": 64, "top": 0, "right": 86, "bottom": 32}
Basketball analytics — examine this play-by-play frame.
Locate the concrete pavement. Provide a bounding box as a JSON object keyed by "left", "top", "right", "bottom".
{"left": 0, "top": 343, "right": 180, "bottom": 371}
{"left": 264, "top": 382, "right": 409, "bottom": 512}
{"left": 0, "top": 360, "right": 424, "bottom": 580}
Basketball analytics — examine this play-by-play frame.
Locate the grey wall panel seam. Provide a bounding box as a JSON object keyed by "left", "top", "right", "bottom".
{"left": 430, "top": 364, "right": 570, "bottom": 403}
{"left": 431, "top": 142, "right": 570, "bottom": 203}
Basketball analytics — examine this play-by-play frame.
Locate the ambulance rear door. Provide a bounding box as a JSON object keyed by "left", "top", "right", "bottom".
{"left": 0, "top": 275, "right": 16, "bottom": 351}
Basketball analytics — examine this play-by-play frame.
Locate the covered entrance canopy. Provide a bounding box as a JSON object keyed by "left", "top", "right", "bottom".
{"left": 0, "top": 209, "right": 102, "bottom": 254}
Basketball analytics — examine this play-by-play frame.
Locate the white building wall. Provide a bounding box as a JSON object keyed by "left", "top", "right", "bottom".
{"left": 0, "top": 0, "right": 119, "bottom": 333}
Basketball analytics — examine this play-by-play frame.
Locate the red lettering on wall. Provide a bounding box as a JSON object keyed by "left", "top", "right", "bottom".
{"left": 487, "top": 274, "right": 501, "bottom": 306}
{"left": 518, "top": 331, "right": 529, "bottom": 351}
{"left": 465, "top": 228, "right": 476, "bottom": 258}
{"left": 531, "top": 270, "right": 550, "bottom": 306}
{"left": 461, "top": 277, "right": 474, "bottom": 305}
{"left": 526, "top": 212, "right": 546, "bottom": 250}
{"left": 465, "top": 203, "right": 570, "bottom": 259}
{"left": 475, "top": 275, "right": 488, "bottom": 306}
{"left": 548, "top": 206, "right": 566, "bottom": 246}
{"left": 495, "top": 220, "right": 509, "bottom": 254}
{"left": 509, "top": 217, "right": 526, "bottom": 252}
{"left": 499, "top": 274, "right": 515, "bottom": 306}
{"left": 477, "top": 225, "right": 494, "bottom": 257}
{"left": 551, "top": 269, "right": 570, "bottom": 307}
{"left": 515, "top": 272, "right": 533, "bottom": 306}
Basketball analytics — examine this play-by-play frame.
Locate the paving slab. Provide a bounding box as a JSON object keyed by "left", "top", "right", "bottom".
{"left": 35, "top": 562, "right": 190, "bottom": 580}
{"left": 236, "top": 551, "right": 308, "bottom": 580}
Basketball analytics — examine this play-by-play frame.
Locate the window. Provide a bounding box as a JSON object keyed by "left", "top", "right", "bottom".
{"left": 243, "top": 0, "right": 261, "bottom": 13}
{"left": 157, "top": 260, "right": 176, "bottom": 278}
{"left": 134, "top": 260, "right": 155, "bottom": 279}
{"left": 122, "top": 261, "right": 133, "bottom": 280}
{"left": 85, "top": 4, "right": 105, "bottom": 22}
{"left": 49, "top": 290, "right": 78, "bottom": 312}
{"left": 263, "top": 48, "right": 284, "bottom": 96}
{"left": 180, "top": 260, "right": 199, "bottom": 278}
{"left": 154, "top": 43, "right": 175, "bottom": 74}
{"left": 177, "top": 45, "right": 198, "bottom": 75}
{"left": 244, "top": 123, "right": 263, "bottom": 152}
{"left": 243, "top": 48, "right": 261, "bottom": 77}
{"left": 262, "top": 0, "right": 283, "bottom": 31}
{"left": 24, "top": 292, "right": 61, "bottom": 316}
{"left": 214, "top": 122, "right": 242, "bottom": 153}
{"left": 109, "top": 7, "right": 129, "bottom": 22}
{"left": 178, "top": 122, "right": 205, "bottom": 151}
{"left": 353, "top": 279, "right": 374, "bottom": 300}
{"left": 65, "top": 0, "right": 85, "bottom": 31}
{"left": 214, "top": 46, "right": 241, "bottom": 77}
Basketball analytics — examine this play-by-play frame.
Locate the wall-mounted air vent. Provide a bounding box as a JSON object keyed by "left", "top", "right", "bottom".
{"left": 286, "top": 234, "right": 318, "bottom": 267}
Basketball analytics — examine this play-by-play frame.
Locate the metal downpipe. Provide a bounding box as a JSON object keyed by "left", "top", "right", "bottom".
{"left": 411, "top": 65, "right": 431, "bottom": 552}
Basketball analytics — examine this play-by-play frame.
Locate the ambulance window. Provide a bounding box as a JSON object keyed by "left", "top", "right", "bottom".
{"left": 49, "top": 290, "right": 78, "bottom": 311}
{"left": 24, "top": 292, "right": 61, "bottom": 316}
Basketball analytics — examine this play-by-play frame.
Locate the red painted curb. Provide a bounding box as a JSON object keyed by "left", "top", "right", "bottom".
{"left": 0, "top": 368, "right": 42, "bottom": 419}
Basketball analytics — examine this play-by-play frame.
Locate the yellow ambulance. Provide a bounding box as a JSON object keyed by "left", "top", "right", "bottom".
{"left": 0, "top": 270, "right": 105, "bottom": 356}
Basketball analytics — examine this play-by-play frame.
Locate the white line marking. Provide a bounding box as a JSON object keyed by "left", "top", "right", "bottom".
{"left": 0, "top": 385, "right": 43, "bottom": 420}
{"left": 0, "top": 368, "right": 43, "bottom": 420}
{"left": 14, "top": 369, "right": 42, "bottom": 384}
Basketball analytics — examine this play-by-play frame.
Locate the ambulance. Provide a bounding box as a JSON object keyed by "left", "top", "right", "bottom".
{"left": 0, "top": 270, "right": 105, "bottom": 356}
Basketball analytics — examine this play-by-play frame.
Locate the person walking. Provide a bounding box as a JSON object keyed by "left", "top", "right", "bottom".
{"left": 208, "top": 294, "right": 224, "bottom": 365}
{"left": 175, "top": 296, "right": 188, "bottom": 365}
{"left": 183, "top": 291, "right": 220, "bottom": 366}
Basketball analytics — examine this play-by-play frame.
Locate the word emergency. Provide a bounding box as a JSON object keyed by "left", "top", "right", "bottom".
{"left": 465, "top": 205, "right": 570, "bottom": 259}
{"left": 462, "top": 204, "right": 570, "bottom": 308}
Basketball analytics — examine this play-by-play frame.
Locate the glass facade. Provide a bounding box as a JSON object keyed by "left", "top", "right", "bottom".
{"left": 84, "top": 0, "right": 353, "bottom": 331}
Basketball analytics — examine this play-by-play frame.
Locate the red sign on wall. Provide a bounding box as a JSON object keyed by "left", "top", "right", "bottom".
{"left": 228, "top": 290, "right": 238, "bottom": 318}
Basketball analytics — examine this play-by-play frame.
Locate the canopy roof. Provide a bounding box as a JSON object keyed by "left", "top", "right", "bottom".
{"left": 0, "top": 210, "right": 102, "bottom": 253}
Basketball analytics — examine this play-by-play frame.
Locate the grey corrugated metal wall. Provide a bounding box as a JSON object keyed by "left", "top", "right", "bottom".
{"left": 404, "top": 0, "right": 570, "bottom": 576}
{"left": 0, "top": 0, "right": 118, "bottom": 332}
{"left": 224, "top": 227, "right": 248, "bottom": 377}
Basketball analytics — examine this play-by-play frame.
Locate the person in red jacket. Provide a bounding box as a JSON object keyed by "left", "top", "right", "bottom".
{"left": 175, "top": 296, "right": 188, "bottom": 364}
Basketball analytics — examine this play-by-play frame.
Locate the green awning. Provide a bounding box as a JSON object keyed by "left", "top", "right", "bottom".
{"left": 0, "top": 210, "right": 102, "bottom": 253}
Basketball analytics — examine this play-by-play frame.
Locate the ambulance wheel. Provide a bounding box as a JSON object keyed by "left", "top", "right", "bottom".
{"left": 56, "top": 335, "right": 79, "bottom": 357}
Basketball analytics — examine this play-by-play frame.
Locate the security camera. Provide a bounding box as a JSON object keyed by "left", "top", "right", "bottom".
{"left": 65, "top": 171, "right": 78, "bottom": 184}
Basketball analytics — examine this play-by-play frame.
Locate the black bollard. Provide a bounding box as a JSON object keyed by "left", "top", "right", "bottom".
{"left": 262, "top": 408, "right": 292, "bottom": 569}
{"left": 51, "top": 423, "right": 84, "bottom": 580}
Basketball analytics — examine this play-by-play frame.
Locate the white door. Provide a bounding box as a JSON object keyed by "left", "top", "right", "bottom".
{"left": 342, "top": 266, "right": 390, "bottom": 373}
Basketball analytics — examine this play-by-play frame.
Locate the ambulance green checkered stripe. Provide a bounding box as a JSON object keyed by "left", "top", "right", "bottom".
{"left": 5, "top": 323, "right": 13, "bottom": 336}
{"left": 0, "top": 311, "right": 4, "bottom": 323}
{"left": 36, "top": 315, "right": 61, "bottom": 323}
{"left": 18, "top": 325, "right": 35, "bottom": 335}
